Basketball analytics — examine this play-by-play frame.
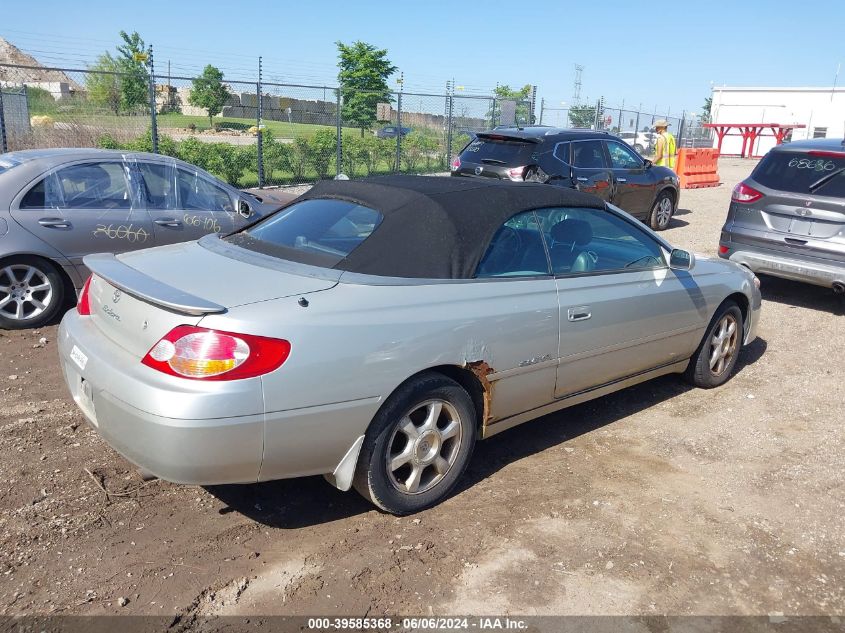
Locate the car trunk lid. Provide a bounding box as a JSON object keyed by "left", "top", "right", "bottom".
{"left": 84, "top": 241, "right": 337, "bottom": 357}
{"left": 454, "top": 134, "right": 538, "bottom": 179}
{"left": 730, "top": 149, "right": 845, "bottom": 262}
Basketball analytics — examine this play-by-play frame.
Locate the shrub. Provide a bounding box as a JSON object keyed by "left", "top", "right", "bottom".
{"left": 308, "top": 128, "right": 337, "bottom": 179}
{"left": 288, "top": 138, "right": 310, "bottom": 182}
{"left": 96, "top": 133, "right": 123, "bottom": 149}
{"left": 260, "top": 130, "right": 291, "bottom": 179}
{"left": 26, "top": 87, "right": 57, "bottom": 115}
{"left": 341, "top": 134, "right": 367, "bottom": 177}
{"left": 214, "top": 143, "right": 252, "bottom": 186}
{"left": 401, "top": 131, "right": 435, "bottom": 172}
{"left": 177, "top": 136, "right": 220, "bottom": 173}
{"left": 125, "top": 128, "right": 179, "bottom": 157}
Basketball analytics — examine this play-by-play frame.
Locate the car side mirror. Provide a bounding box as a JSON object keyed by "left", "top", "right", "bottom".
{"left": 669, "top": 248, "right": 695, "bottom": 270}
{"left": 643, "top": 158, "right": 653, "bottom": 169}
{"left": 238, "top": 199, "right": 252, "bottom": 218}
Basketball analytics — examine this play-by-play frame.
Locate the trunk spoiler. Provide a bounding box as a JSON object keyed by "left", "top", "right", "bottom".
{"left": 83, "top": 253, "right": 226, "bottom": 316}
{"left": 475, "top": 132, "right": 541, "bottom": 144}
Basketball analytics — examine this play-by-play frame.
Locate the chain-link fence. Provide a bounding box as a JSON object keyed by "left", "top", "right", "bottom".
{"left": 0, "top": 85, "right": 31, "bottom": 152}
{"left": 538, "top": 98, "right": 714, "bottom": 155}
{"left": 3, "top": 58, "right": 712, "bottom": 188}
{"left": 1, "top": 62, "right": 541, "bottom": 189}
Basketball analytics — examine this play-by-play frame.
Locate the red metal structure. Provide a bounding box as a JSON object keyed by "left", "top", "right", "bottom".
{"left": 703, "top": 123, "right": 806, "bottom": 158}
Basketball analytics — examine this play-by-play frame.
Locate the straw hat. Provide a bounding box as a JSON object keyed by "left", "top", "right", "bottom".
{"left": 653, "top": 119, "right": 670, "bottom": 128}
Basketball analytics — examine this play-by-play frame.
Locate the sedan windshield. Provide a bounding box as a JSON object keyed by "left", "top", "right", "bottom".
{"left": 225, "top": 198, "right": 383, "bottom": 268}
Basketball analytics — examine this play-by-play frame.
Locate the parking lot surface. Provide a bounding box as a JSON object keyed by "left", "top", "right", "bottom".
{"left": 0, "top": 159, "right": 843, "bottom": 619}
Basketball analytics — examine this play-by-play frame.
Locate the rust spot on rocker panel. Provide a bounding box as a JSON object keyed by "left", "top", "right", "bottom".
{"left": 466, "top": 360, "right": 494, "bottom": 427}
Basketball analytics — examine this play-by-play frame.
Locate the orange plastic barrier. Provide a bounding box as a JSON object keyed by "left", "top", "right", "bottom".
{"left": 674, "top": 148, "right": 720, "bottom": 189}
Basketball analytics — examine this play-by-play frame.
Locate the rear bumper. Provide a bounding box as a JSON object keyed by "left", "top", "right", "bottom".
{"left": 719, "top": 242, "right": 845, "bottom": 289}
{"left": 58, "top": 312, "right": 265, "bottom": 485}
{"left": 57, "top": 310, "right": 381, "bottom": 486}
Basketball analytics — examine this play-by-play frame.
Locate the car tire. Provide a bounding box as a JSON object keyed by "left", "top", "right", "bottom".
{"left": 684, "top": 301, "right": 743, "bottom": 389}
{"left": 634, "top": 144, "right": 645, "bottom": 154}
{"left": 0, "top": 256, "right": 66, "bottom": 330}
{"left": 353, "top": 373, "right": 477, "bottom": 515}
{"left": 649, "top": 190, "right": 674, "bottom": 231}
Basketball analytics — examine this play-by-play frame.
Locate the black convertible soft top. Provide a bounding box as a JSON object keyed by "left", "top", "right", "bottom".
{"left": 294, "top": 175, "right": 604, "bottom": 279}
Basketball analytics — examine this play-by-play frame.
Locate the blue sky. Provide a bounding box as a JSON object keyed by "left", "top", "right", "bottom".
{"left": 2, "top": 0, "right": 843, "bottom": 118}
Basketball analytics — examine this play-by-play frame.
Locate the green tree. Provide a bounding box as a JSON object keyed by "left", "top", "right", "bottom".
{"left": 87, "top": 53, "right": 123, "bottom": 114}
{"left": 115, "top": 31, "right": 150, "bottom": 112}
{"left": 702, "top": 97, "right": 712, "bottom": 123}
{"left": 336, "top": 41, "right": 397, "bottom": 136}
{"left": 189, "top": 65, "right": 231, "bottom": 127}
{"left": 569, "top": 104, "right": 597, "bottom": 128}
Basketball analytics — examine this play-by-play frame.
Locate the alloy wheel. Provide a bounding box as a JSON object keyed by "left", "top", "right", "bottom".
{"left": 385, "top": 399, "right": 463, "bottom": 495}
{"left": 0, "top": 264, "right": 54, "bottom": 322}
{"left": 709, "top": 313, "right": 738, "bottom": 376}
{"left": 656, "top": 196, "right": 673, "bottom": 227}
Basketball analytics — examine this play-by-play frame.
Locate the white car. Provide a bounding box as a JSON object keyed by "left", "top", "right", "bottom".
{"left": 618, "top": 132, "right": 654, "bottom": 154}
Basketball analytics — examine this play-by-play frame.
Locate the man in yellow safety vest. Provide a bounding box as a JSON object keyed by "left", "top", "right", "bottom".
{"left": 653, "top": 119, "right": 676, "bottom": 169}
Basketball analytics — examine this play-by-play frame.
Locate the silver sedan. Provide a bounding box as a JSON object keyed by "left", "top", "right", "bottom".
{"left": 0, "top": 149, "right": 290, "bottom": 329}
{"left": 57, "top": 175, "right": 762, "bottom": 514}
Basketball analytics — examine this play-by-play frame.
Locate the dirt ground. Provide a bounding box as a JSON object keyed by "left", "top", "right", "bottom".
{"left": 1, "top": 159, "right": 843, "bottom": 625}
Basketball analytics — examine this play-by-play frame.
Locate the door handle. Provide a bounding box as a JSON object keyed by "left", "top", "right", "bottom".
{"left": 38, "top": 218, "right": 71, "bottom": 229}
{"left": 154, "top": 218, "right": 183, "bottom": 227}
{"left": 567, "top": 306, "right": 592, "bottom": 321}
{"left": 617, "top": 177, "right": 628, "bottom": 183}
{"left": 576, "top": 177, "right": 589, "bottom": 182}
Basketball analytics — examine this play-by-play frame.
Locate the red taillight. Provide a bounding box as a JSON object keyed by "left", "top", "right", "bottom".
{"left": 77, "top": 275, "right": 93, "bottom": 315}
{"left": 142, "top": 325, "right": 291, "bottom": 381}
{"left": 451, "top": 156, "right": 461, "bottom": 172}
{"left": 731, "top": 182, "right": 762, "bottom": 203}
{"left": 719, "top": 245, "right": 730, "bottom": 254}
{"left": 507, "top": 166, "right": 526, "bottom": 181}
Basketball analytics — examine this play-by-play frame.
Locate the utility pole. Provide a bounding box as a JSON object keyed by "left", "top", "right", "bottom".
{"left": 257, "top": 56, "right": 264, "bottom": 187}
{"left": 395, "top": 72, "right": 403, "bottom": 172}
{"left": 572, "top": 64, "right": 583, "bottom": 105}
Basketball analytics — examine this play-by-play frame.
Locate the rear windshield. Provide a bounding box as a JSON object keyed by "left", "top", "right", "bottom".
{"left": 459, "top": 137, "right": 535, "bottom": 164}
{"left": 225, "top": 198, "right": 383, "bottom": 268}
{"left": 752, "top": 151, "right": 845, "bottom": 197}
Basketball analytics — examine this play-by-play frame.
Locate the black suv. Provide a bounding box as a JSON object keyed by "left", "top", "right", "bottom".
{"left": 451, "top": 127, "right": 681, "bottom": 230}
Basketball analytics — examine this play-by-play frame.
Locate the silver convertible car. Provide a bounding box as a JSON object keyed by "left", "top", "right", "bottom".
{"left": 0, "top": 149, "right": 287, "bottom": 329}
{"left": 58, "top": 176, "right": 761, "bottom": 514}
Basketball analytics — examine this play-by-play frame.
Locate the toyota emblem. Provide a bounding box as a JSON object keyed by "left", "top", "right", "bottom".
{"left": 474, "top": 166, "right": 484, "bottom": 176}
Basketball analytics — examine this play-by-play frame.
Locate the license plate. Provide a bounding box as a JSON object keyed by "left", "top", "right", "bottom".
{"left": 70, "top": 345, "right": 88, "bottom": 371}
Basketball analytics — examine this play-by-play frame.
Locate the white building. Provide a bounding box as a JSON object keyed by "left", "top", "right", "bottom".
{"left": 710, "top": 86, "right": 845, "bottom": 156}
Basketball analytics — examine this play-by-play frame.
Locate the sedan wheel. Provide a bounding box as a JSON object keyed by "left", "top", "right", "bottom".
{"left": 684, "top": 301, "right": 743, "bottom": 388}
{"left": 649, "top": 192, "right": 674, "bottom": 231}
{"left": 386, "top": 399, "right": 463, "bottom": 495}
{"left": 0, "top": 257, "right": 64, "bottom": 330}
{"left": 708, "top": 313, "right": 739, "bottom": 377}
{"left": 354, "top": 373, "right": 476, "bottom": 514}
